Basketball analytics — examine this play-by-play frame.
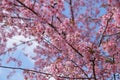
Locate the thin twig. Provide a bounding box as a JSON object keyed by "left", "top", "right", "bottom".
{"left": 1, "top": 39, "right": 36, "bottom": 54}
{"left": 0, "top": 65, "right": 52, "bottom": 75}
{"left": 104, "top": 32, "right": 120, "bottom": 37}
{"left": 69, "top": 0, "right": 75, "bottom": 25}
{"left": 70, "top": 60, "right": 90, "bottom": 79}
{"left": 91, "top": 58, "right": 97, "bottom": 80}
{"left": 0, "top": 15, "right": 33, "bottom": 21}
{"left": 0, "top": 65, "right": 94, "bottom": 79}
{"left": 16, "top": 0, "right": 38, "bottom": 16}
{"left": 98, "top": 13, "right": 113, "bottom": 47}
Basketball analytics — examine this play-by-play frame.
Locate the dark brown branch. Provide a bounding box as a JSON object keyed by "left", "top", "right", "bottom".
{"left": 16, "top": 0, "right": 38, "bottom": 16}
{"left": 0, "top": 15, "right": 33, "bottom": 21}
{"left": 47, "top": 23, "right": 83, "bottom": 57}
{"left": 0, "top": 65, "right": 52, "bottom": 75}
{"left": 44, "top": 38, "right": 62, "bottom": 52}
{"left": 58, "top": 76, "right": 94, "bottom": 79}
{"left": 90, "top": 58, "right": 97, "bottom": 80}
{"left": 0, "top": 65, "right": 94, "bottom": 79}
{"left": 66, "top": 41, "right": 83, "bottom": 57}
{"left": 70, "top": 60, "right": 89, "bottom": 79}
{"left": 113, "top": 74, "right": 116, "bottom": 80}
{"left": 104, "top": 32, "right": 120, "bottom": 37}
{"left": 98, "top": 13, "right": 113, "bottom": 47}
{"left": 56, "top": 17, "right": 62, "bottom": 23}
{"left": 32, "top": 0, "right": 36, "bottom": 9}
{"left": 47, "top": 23, "right": 61, "bottom": 35}
{"left": 69, "top": 0, "right": 75, "bottom": 25}
{"left": 113, "top": 55, "right": 116, "bottom": 80}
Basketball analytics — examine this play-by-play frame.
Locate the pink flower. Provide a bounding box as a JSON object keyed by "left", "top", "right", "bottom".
{"left": 114, "top": 12, "right": 120, "bottom": 26}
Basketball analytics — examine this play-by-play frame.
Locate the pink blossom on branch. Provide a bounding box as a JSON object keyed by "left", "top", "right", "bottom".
{"left": 0, "top": 0, "right": 120, "bottom": 80}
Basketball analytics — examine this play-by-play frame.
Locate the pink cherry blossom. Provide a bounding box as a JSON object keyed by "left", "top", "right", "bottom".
{"left": 0, "top": 0, "right": 120, "bottom": 80}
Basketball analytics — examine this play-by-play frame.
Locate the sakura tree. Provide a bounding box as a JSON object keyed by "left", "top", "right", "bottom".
{"left": 0, "top": 0, "right": 120, "bottom": 80}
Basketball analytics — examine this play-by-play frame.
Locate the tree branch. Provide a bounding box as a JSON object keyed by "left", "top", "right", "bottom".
{"left": 69, "top": 0, "right": 75, "bottom": 25}
{"left": 70, "top": 60, "right": 90, "bottom": 79}
{"left": 0, "top": 65, "right": 94, "bottom": 79}
{"left": 104, "top": 32, "right": 120, "bottom": 37}
{"left": 16, "top": 0, "right": 38, "bottom": 16}
{"left": 66, "top": 41, "right": 83, "bottom": 57}
{"left": 90, "top": 58, "right": 97, "bottom": 80}
{"left": 48, "top": 23, "right": 83, "bottom": 57}
{"left": 98, "top": 13, "right": 113, "bottom": 47}
{"left": 13, "top": 0, "right": 84, "bottom": 58}
{"left": 14, "top": 0, "right": 83, "bottom": 57}
{"left": 0, "top": 15, "right": 33, "bottom": 21}
{"left": 113, "top": 74, "right": 116, "bottom": 80}
{"left": 0, "top": 65, "right": 52, "bottom": 75}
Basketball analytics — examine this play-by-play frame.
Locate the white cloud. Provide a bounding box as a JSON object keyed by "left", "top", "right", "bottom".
{"left": 49, "top": 77, "right": 56, "bottom": 80}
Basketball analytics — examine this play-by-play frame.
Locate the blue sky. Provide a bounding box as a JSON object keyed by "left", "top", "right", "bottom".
{"left": 0, "top": 36, "right": 35, "bottom": 80}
